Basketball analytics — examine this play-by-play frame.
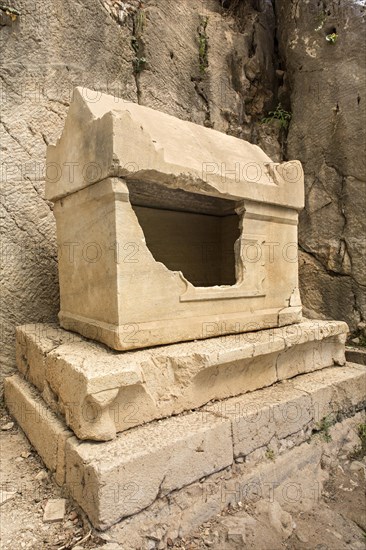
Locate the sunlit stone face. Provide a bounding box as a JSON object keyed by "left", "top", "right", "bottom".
{"left": 47, "top": 87, "right": 304, "bottom": 350}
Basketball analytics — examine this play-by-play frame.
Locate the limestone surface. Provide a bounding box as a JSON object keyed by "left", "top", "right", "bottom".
{"left": 4, "top": 374, "right": 72, "bottom": 485}
{"left": 46, "top": 88, "right": 305, "bottom": 350}
{"left": 43, "top": 499, "right": 66, "bottom": 523}
{"left": 16, "top": 320, "right": 347, "bottom": 440}
{"left": 65, "top": 411, "right": 233, "bottom": 528}
{"left": 46, "top": 87, "right": 304, "bottom": 207}
{"left": 4, "top": 363, "right": 365, "bottom": 530}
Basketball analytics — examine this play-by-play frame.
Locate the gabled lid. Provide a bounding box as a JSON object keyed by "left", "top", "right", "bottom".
{"left": 46, "top": 87, "right": 304, "bottom": 210}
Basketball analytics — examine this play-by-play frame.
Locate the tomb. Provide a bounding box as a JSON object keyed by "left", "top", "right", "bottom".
{"left": 45, "top": 87, "right": 304, "bottom": 350}
{"left": 5, "top": 88, "right": 365, "bottom": 545}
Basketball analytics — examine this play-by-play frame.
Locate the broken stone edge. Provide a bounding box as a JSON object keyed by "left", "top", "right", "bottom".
{"left": 45, "top": 87, "right": 304, "bottom": 211}
{"left": 15, "top": 320, "right": 348, "bottom": 441}
{"left": 4, "top": 362, "right": 366, "bottom": 530}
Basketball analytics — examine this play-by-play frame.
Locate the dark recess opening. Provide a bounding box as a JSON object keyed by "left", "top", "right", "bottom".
{"left": 127, "top": 182, "right": 241, "bottom": 287}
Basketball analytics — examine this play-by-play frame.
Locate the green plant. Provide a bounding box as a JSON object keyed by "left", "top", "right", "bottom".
{"left": 265, "top": 448, "right": 275, "bottom": 461}
{"left": 0, "top": 4, "right": 20, "bottom": 20}
{"left": 313, "top": 11, "right": 338, "bottom": 44}
{"left": 133, "top": 56, "right": 147, "bottom": 73}
{"left": 198, "top": 16, "right": 209, "bottom": 75}
{"left": 262, "top": 103, "right": 292, "bottom": 130}
{"left": 316, "top": 416, "right": 333, "bottom": 442}
{"left": 326, "top": 32, "right": 338, "bottom": 44}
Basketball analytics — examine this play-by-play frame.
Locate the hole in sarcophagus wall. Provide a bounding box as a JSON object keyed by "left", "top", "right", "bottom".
{"left": 127, "top": 181, "right": 241, "bottom": 287}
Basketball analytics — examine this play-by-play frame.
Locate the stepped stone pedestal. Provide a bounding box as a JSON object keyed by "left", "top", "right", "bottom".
{"left": 5, "top": 89, "right": 365, "bottom": 546}
{"left": 4, "top": 327, "right": 366, "bottom": 534}
{"left": 15, "top": 320, "right": 347, "bottom": 441}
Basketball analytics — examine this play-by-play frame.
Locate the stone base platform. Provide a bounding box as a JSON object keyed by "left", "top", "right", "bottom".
{"left": 4, "top": 363, "right": 366, "bottom": 537}
{"left": 16, "top": 320, "right": 347, "bottom": 440}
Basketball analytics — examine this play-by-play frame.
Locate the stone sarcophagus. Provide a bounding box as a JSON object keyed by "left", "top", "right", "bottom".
{"left": 46, "top": 87, "right": 304, "bottom": 350}
{"left": 7, "top": 89, "right": 357, "bottom": 539}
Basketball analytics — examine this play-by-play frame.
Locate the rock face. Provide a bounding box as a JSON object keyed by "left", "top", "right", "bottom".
{"left": 1, "top": 0, "right": 365, "bottom": 380}
{"left": 276, "top": 0, "right": 366, "bottom": 332}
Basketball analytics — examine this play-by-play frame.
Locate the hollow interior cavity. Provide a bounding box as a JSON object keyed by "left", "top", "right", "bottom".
{"left": 128, "top": 182, "right": 240, "bottom": 287}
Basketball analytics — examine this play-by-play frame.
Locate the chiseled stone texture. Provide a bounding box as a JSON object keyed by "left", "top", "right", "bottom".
{"left": 4, "top": 364, "right": 365, "bottom": 534}
{"left": 107, "top": 411, "right": 366, "bottom": 548}
{"left": 46, "top": 88, "right": 304, "bottom": 351}
{"left": 65, "top": 412, "right": 233, "bottom": 529}
{"left": 16, "top": 323, "right": 83, "bottom": 393}
{"left": 205, "top": 363, "right": 366, "bottom": 459}
{"left": 0, "top": 0, "right": 137, "bottom": 381}
{"left": 111, "top": 440, "right": 327, "bottom": 548}
{"left": 15, "top": 320, "right": 347, "bottom": 441}
{"left": 4, "top": 374, "right": 72, "bottom": 485}
{"left": 45, "top": 88, "right": 303, "bottom": 204}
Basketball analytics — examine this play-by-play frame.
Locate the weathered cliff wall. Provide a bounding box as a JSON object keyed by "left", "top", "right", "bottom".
{"left": 276, "top": 0, "right": 366, "bottom": 332}
{"left": 1, "top": 0, "right": 365, "bottom": 381}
